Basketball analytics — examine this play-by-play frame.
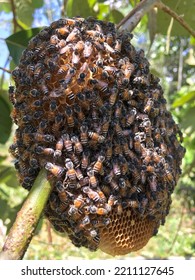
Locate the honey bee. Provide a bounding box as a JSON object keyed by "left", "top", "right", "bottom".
{"left": 29, "top": 157, "right": 38, "bottom": 169}
{"left": 126, "top": 108, "right": 137, "bottom": 126}
{"left": 66, "top": 27, "right": 81, "bottom": 43}
{"left": 82, "top": 186, "right": 100, "bottom": 202}
{"left": 54, "top": 137, "right": 64, "bottom": 158}
{"left": 114, "top": 100, "right": 123, "bottom": 119}
{"left": 33, "top": 132, "right": 55, "bottom": 143}
{"left": 45, "top": 162, "right": 64, "bottom": 177}
{"left": 30, "top": 88, "right": 39, "bottom": 97}
{"left": 112, "top": 159, "right": 121, "bottom": 176}
{"left": 118, "top": 155, "right": 128, "bottom": 175}
{"left": 93, "top": 155, "right": 105, "bottom": 174}
{"left": 64, "top": 67, "right": 76, "bottom": 85}
{"left": 65, "top": 106, "right": 74, "bottom": 127}
{"left": 87, "top": 168, "right": 98, "bottom": 188}
{"left": 74, "top": 40, "right": 85, "bottom": 52}
{"left": 121, "top": 63, "right": 135, "bottom": 85}
{"left": 49, "top": 193, "right": 58, "bottom": 211}
{"left": 117, "top": 202, "right": 123, "bottom": 215}
{"left": 109, "top": 87, "right": 118, "bottom": 106}
{"left": 71, "top": 136, "right": 83, "bottom": 154}
{"left": 103, "top": 42, "right": 115, "bottom": 53}
{"left": 83, "top": 41, "right": 93, "bottom": 57}
{"left": 22, "top": 133, "right": 32, "bottom": 146}
{"left": 69, "top": 153, "right": 80, "bottom": 167}
{"left": 128, "top": 199, "right": 139, "bottom": 209}
{"left": 34, "top": 145, "right": 54, "bottom": 156}
{"left": 144, "top": 98, "right": 154, "bottom": 114}
{"left": 75, "top": 167, "right": 84, "bottom": 180}
{"left": 134, "top": 134, "right": 141, "bottom": 154}
{"left": 65, "top": 158, "right": 77, "bottom": 181}
{"left": 32, "top": 99, "right": 43, "bottom": 108}
{"left": 148, "top": 175, "right": 157, "bottom": 192}
{"left": 81, "top": 150, "right": 90, "bottom": 170}
{"left": 78, "top": 215, "right": 90, "bottom": 229}
{"left": 73, "top": 104, "right": 85, "bottom": 121}
{"left": 88, "top": 131, "right": 105, "bottom": 143}
{"left": 114, "top": 39, "right": 122, "bottom": 53}
{"left": 8, "top": 85, "right": 16, "bottom": 105}
{"left": 56, "top": 26, "right": 69, "bottom": 36}
{"left": 74, "top": 194, "right": 84, "bottom": 209}
{"left": 78, "top": 125, "right": 88, "bottom": 145}
{"left": 34, "top": 63, "right": 44, "bottom": 79}
{"left": 72, "top": 50, "right": 80, "bottom": 65}
{"left": 95, "top": 79, "right": 108, "bottom": 92}
{"left": 120, "top": 89, "right": 133, "bottom": 101}
{"left": 63, "top": 134, "right": 73, "bottom": 152}
{"left": 96, "top": 207, "right": 109, "bottom": 215}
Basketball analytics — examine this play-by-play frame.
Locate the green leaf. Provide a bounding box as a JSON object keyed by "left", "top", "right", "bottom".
{"left": 181, "top": 107, "right": 195, "bottom": 130}
{"left": 172, "top": 91, "right": 195, "bottom": 108}
{"left": 0, "top": 91, "right": 12, "bottom": 144}
{"left": 5, "top": 28, "right": 43, "bottom": 65}
{"left": 109, "top": 9, "right": 124, "bottom": 24}
{"left": 156, "top": 0, "right": 195, "bottom": 36}
{"left": 32, "top": 0, "right": 44, "bottom": 9}
{"left": 0, "top": 2, "right": 10, "bottom": 12}
{"left": 0, "top": 165, "right": 19, "bottom": 188}
{"left": 15, "top": 0, "right": 38, "bottom": 27}
{"left": 67, "top": 0, "right": 92, "bottom": 18}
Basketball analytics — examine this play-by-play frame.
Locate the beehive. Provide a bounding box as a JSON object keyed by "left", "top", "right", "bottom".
{"left": 9, "top": 17, "right": 185, "bottom": 255}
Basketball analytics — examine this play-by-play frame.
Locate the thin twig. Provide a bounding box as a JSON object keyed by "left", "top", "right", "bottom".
{"left": 0, "top": 67, "right": 11, "bottom": 74}
{"left": 167, "top": 205, "right": 184, "bottom": 254}
{"left": 10, "top": 0, "right": 24, "bottom": 32}
{"left": 177, "top": 38, "right": 184, "bottom": 91}
{"left": 157, "top": 1, "right": 195, "bottom": 38}
{"left": 117, "top": 0, "right": 159, "bottom": 31}
{"left": 61, "top": 0, "right": 68, "bottom": 18}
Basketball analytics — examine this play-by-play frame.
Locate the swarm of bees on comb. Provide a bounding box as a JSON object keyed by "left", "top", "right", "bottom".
{"left": 9, "top": 17, "right": 185, "bottom": 256}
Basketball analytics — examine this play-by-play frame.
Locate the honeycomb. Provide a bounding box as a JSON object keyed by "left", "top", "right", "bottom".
{"left": 99, "top": 207, "right": 157, "bottom": 256}
{"left": 9, "top": 17, "right": 185, "bottom": 255}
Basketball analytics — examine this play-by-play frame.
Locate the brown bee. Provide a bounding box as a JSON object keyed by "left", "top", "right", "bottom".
{"left": 56, "top": 26, "right": 69, "bottom": 36}
{"left": 64, "top": 67, "right": 76, "bottom": 85}
{"left": 126, "top": 108, "right": 137, "bottom": 126}
{"left": 78, "top": 215, "right": 90, "bottom": 229}
{"left": 74, "top": 194, "right": 84, "bottom": 209}
{"left": 114, "top": 101, "right": 123, "bottom": 119}
{"left": 101, "top": 185, "right": 111, "bottom": 196}
{"left": 80, "top": 125, "right": 88, "bottom": 145}
{"left": 96, "top": 207, "right": 109, "bottom": 215}
{"left": 33, "top": 132, "right": 55, "bottom": 143}
{"left": 82, "top": 186, "right": 100, "bottom": 202}
{"left": 134, "top": 134, "right": 141, "bottom": 154}
{"left": 34, "top": 63, "right": 44, "bottom": 79}
{"left": 144, "top": 98, "right": 154, "bottom": 114}
{"left": 73, "top": 104, "right": 85, "bottom": 121}
{"left": 103, "top": 42, "right": 115, "bottom": 53}
{"left": 54, "top": 137, "right": 64, "bottom": 158}
{"left": 114, "top": 39, "right": 122, "bottom": 53}
{"left": 66, "top": 27, "right": 81, "bottom": 43}
{"left": 65, "top": 107, "right": 74, "bottom": 127}
{"left": 8, "top": 85, "right": 16, "bottom": 105}
{"left": 65, "top": 158, "right": 77, "bottom": 181}
{"left": 88, "top": 131, "right": 105, "bottom": 143}
{"left": 69, "top": 153, "right": 80, "bottom": 167}
{"left": 118, "top": 155, "right": 128, "bottom": 175}
{"left": 128, "top": 200, "right": 139, "bottom": 209}
{"left": 87, "top": 168, "right": 98, "bottom": 188}
{"left": 108, "top": 194, "right": 117, "bottom": 207}
{"left": 83, "top": 41, "right": 93, "bottom": 57}
{"left": 45, "top": 162, "right": 64, "bottom": 177}
{"left": 35, "top": 146, "right": 54, "bottom": 156}
{"left": 63, "top": 134, "right": 73, "bottom": 152}
{"left": 81, "top": 150, "right": 90, "bottom": 170}
{"left": 75, "top": 167, "right": 84, "bottom": 180}
{"left": 148, "top": 175, "right": 157, "bottom": 192}
{"left": 93, "top": 155, "right": 105, "bottom": 174}
{"left": 109, "top": 87, "right": 118, "bottom": 106}
{"left": 71, "top": 136, "right": 83, "bottom": 154}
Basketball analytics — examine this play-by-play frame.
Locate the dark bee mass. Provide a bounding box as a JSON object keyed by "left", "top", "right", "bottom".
{"left": 9, "top": 17, "right": 185, "bottom": 256}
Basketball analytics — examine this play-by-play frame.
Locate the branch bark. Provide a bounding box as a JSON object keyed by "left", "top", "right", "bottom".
{"left": 10, "top": 0, "right": 24, "bottom": 32}
{"left": 117, "top": 0, "right": 195, "bottom": 38}
{"left": 0, "top": 169, "right": 52, "bottom": 260}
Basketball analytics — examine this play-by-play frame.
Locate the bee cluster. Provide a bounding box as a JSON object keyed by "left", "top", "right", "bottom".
{"left": 9, "top": 17, "right": 185, "bottom": 255}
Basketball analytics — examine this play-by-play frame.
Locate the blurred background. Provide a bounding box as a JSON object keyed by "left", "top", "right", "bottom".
{"left": 0, "top": 0, "right": 195, "bottom": 259}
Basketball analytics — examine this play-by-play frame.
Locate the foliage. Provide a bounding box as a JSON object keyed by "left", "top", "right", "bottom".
{"left": 0, "top": 0, "right": 194, "bottom": 259}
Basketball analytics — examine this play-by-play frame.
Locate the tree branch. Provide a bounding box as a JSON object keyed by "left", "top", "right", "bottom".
{"left": 157, "top": 1, "right": 195, "bottom": 38}
{"left": 117, "top": 0, "right": 159, "bottom": 31}
{"left": 10, "top": 0, "right": 24, "bottom": 32}
{"left": 117, "top": 0, "right": 195, "bottom": 38}
{"left": 0, "top": 67, "right": 11, "bottom": 74}
{"left": 0, "top": 169, "right": 52, "bottom": 260}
